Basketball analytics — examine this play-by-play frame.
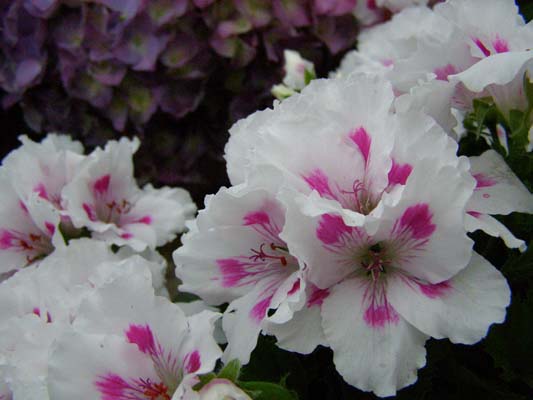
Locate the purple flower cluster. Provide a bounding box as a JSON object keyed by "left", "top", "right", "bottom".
{"left": 0, "top": 0, "right": 359, "bottom": 135}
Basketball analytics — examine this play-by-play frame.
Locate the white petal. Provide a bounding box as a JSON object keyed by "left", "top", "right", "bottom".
{"left": 465, "top": 213, "right": 526, "bottom": 251}
{"left": 322, "top": 277, "right": 428, "bottom": 397}
{"left": 467, "top": 150, "right": 533, "bottom": 215}
{"left": 387, "top": 252, "right": 510, "bottom": 344}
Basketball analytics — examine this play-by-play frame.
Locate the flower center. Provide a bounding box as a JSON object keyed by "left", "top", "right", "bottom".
{"left": 360, "top": 243, "right": 393, "bottom": 281}
{"left": 139, "top": 379, "right": 170, "bottom": 400}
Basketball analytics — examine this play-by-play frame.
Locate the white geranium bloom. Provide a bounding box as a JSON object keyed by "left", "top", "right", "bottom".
{"left": 0, "top": 239, "right": 174, "bottom": 399}
{"left": 0, "top": 134, "right": 85, "bottom": 273}
{"left": 48, "top": 259, "right": 221, "bottom": 400}
{"left": 63, "top": 137, "right": 196, "bottom": 251}
{"left": 222, "top": 74, "right": 511, "bottom": 396}
{"left": 341, "top": 0, "right": 533, "bottom": 119}
{"left": 174, "top": 171, "right": 306, "bottom": 364}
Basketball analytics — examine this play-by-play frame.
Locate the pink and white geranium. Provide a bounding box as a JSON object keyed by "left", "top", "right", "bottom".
{"left": 48, "top": 252, "right": 221, "bottom": 400}
{"left": 0, "top": 135, "right": 84, "bottom": 273}
{"left": 174, "top": 171, "right": 307, "bottom": 364}
{"left": 219, "top": 73, "right": 513, "bottom": 396}
{"left": 62, "top": 137, "right": 196, "bottom": 251}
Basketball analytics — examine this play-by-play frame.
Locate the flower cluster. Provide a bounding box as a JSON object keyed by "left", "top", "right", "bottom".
{"left": 0, "top": 134, "right": 195, "bottom": 276}
{"left": 0, "top": 239, "right": 227, "bottom": 400}
{"left": 175, "top": 66, "right": 532, "bottom": 395}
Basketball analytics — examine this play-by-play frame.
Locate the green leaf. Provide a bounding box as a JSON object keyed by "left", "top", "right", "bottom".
{"left": 239, "top": 381, "right": 298, "bottom": 400}
{"left": 192, "top": 372, "right": 216, "bottom": 391}
{"left": 485, "top": 292, "right": 533, "bottom": 388}
{"left": 217, "top": 359, "right": 241, "bottom": 382}
{"left": 304, "top": 68, "right": 316, "bottom": 86}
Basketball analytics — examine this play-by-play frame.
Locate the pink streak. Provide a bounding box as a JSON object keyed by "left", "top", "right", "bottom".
{"left": 349, "top": 126, "right": 372, "bottom": 165}
{"left": 45, "top": 222, "right": 55, "bottom": 236}
{"left": 473, "top": 38, "right": 491, "bottom": 57}
{"left": 493, "top": 37, "right": 509, "bottom": 53}
{"left": 398, "top": 204, "right": 436, "bottom": 240}
{"left": 307, "top": 284, "right": 329, "bottom": 307}
{"left": 316, "top": 214, "right": 352, "bottom": 245}
{"left": 125, "top": 324, "right": 157, "bottom": 355}
{"left": 473, "top": 173, "right": 496, "bottom": 189}
{"left": 184, "top": 350, "right": 201, "bottom": 373}
{"left": 418, "top": 280, "right": 452, "bottom": 299}
{"left": 288, "top": 279, "right": 301, "bottom": 296}
{"left": 0, "top": 230, "right": 15, "bottom": 250}
{"left": 82, "top": 203, "right": 97, "bottom": 221}
{"left": 93, "top": 174, "right": 111, "bottom": 195}
{"left": 467, "top": 211, "right": 482, "bottom": 218}
{"left": 217, "top": 258, "right": 254, "bottom": 288}
{"left": 33, "top": 183, "right": 49, "bottom": 200}
{"left": 250, "top": 295, "right": 273, "bottom": 323}
{"left": 387, "top": 159, "right": 412, "bottom": 186}
{"left": 243, "top": 211, "right": 270, "bottom": 226}
{"left": 32, "top": 307, "right": 52, "bottom": 322}
{"left": 363, "top": 302, "right": 399, "bottom": 328}
{"left": 136, "top": 215, "right": 152, "bottom": 225}
{"left": 302, "top": 169, "right": 337, "bottom": 200}
{"left": 433, "top": 64, "right": 457, "bottom": 81}
{"left": 121, "top": 232, "right": 133, "bottom": 239}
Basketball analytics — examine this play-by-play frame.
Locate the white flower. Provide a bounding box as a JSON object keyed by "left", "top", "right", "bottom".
{"left": 0, "top": 239, "right": 173, "bottom": 399}
{"left": 48, "top": 258, "right": 221, "bottom": 400}
{"left": 0, "top": 134, "right": 85, "bottom": 273}
{"left": 174, "top": 172, "right": 305, "bottom": 364}
{"left": 223, "top": 74, "right": 511, "bottom": 396}
{"left": 63, "top": 137, "right": 196, "bottom": 251}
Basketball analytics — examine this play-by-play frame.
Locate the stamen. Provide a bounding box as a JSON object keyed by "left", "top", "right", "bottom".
{"left": 250, "top": 243, "right": 288, "bottom": 266}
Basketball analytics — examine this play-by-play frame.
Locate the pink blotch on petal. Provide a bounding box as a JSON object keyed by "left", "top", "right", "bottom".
{"left": 137, "top": 215, "right": 152, "bottom": 225}
{"left": 493, "top": 37, "right": 509, "bottom": 53}
{"left": 95, "top": 373, "right": 170, "bottom": 400}
{"left": 302, "top": 169, "right": 337, "bottom": 199}
{"left": 243, "top": 211, "right": 270, "bottom": 226}
{"left": 349, "top": 127, "right": 371, "bottom": 165}
{"left": 82, "top": 203, "right": 97, "bottom": 221}
{"left": 288, "top": 279, "right": 301, "bottom": 296}
{"left": 121, "top": 232, "right": 133, "bottom": 239}
{"left": 93, "top": 174, "right": 111, "bottom": 195}
{"left": 33, "top": 307, "right": 52, "bottom": 323}
{"left": 473, "top": 38, "right": 491, "bottom": 57}
{"left": 316, "top": 214, "right": 352, "bottom": 245}
{"left": 387, "top": 160, "right": 412, "bottom": 186}
{"left": 381, "top": 59, "right": 394, "bottom": 67}
{"left": 398, "top": 204, "right": 436, "bottom": 240}
{"left": 473, "top": 173, "right": 496, "bottom": 189}
{"left": 418, "top": 280, "right": 452, "bottom": 299}
{"left": 250, "top": 295, "right": 273, "bottom": 323}
{"left": 125, "top": 324, "right": 156, "bottom": 355}
{"left": 184, "top": 350, "right": 201, "bottom": 373}
{"left": 217, "top": 258, "right": 251, "bottom": 288}
{"left": 307, "top": 285, "right": 329, "bottom": 307}
{"left": 45, "top": 222, "right": 55, "bottom": 236}
{"left": 19, "top": 201, "right": 28, "bottom": 214}
{"left": 363, "top": 302, "right": 399, "bottom": 328}
{"left": 0, "top": 230, "right": 15, "bottom": 250}
{"left": 34, "top": 183, "right": 49, "bottom": 200}
{"left": 467, "top": 211, "right": 482, "bottom": 218}
{"left": 433, "top": 64, "right": 457, "bottom": 81}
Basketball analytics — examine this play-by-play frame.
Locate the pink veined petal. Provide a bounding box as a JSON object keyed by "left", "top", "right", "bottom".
{"left": 321, "top": 276, "right": 428, "bottom": 397}
{"left": 387, "top": 252, "right": 510, "bottom": 344}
